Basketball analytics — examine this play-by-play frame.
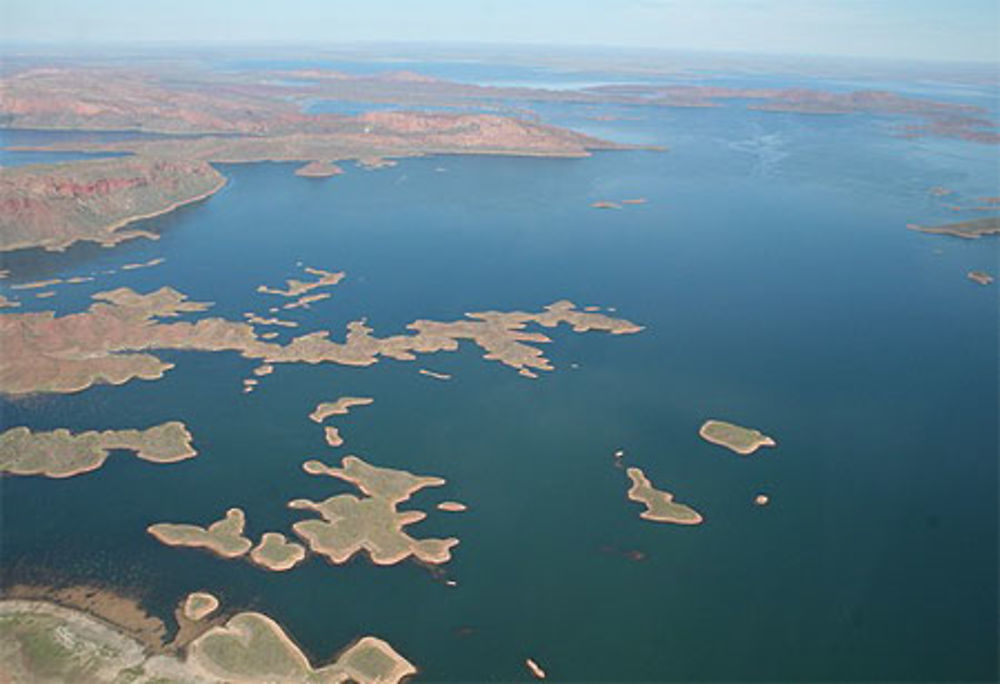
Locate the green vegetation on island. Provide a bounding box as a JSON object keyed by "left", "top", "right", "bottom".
{"left": 324, "top": 426, "right": 345, "bottom": 447}
{"left": 290, "top": 456, "right": 459, "bottom": 565}
{"left": 625, "top": 467, "right": 703, "bottom": 525}
{"left": 147, "top": 507, "right": 253, "bottom": 558}
{"left": 143, "top": 451, "right": 463, "bottom": 571}
{"left": 0, "top": 597, "right": 415, "bottom": 683}
{"left": 250, "top": 532, "right": 308, "bottom": 572}
{"left": 182, "top": 592, "right": 220, "bottom": 621}
{"left": 0, "top": 285, "right": 643, "bottom": 396}
{"left": 310, "top": 396, "right": 376, "bottom": 423}
{"left": 699, "top": 419, "right": 776, "bottom": 455}
{"left": 187, "top": 611, "right": 416, "bottom": 683}
{"left": 0, "top": 421, "right": 195, "bottom": 478}
{"left": 0, "top": 157, "right": 226, "bottom": 252}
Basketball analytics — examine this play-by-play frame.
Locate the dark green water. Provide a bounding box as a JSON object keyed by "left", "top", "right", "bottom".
{"left": 1, "top": 86, "right": 998, "bottom": 681}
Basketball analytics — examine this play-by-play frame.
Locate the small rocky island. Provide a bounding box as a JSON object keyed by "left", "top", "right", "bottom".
{"left": 968, "top": 270, "right": 995, "bottom": 285}
{"left": 147, "top": 508, "right": 253, "bottom": 559}
{"left": 625, "top": 467, "right": 703, "bottom": 525}
{"left": 181, "top": 592, "right": 219, "bottom": 621}
{"left": 310, "top": 396, "right": 375, "bottom": 422}
{"left": 699, "top": 420, "right": 776, "bottom": 455}
{"left": 294, "top": 160, "right": 345, "bottom": 177}
{"left": 906, "top": 216, "right": 1000, "bottom": 239}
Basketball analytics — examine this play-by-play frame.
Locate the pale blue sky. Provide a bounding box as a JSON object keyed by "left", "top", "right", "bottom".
{"left": 1, "top": 0, "right": 997, "bottom": 62}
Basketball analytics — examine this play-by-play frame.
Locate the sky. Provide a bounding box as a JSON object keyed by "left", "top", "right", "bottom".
{"left": 1, "top": 0, "right": 997, "bottom": 63}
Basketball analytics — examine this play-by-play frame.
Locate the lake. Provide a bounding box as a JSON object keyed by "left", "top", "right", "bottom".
{"left": 1, "top": 62, "right": 997, "bottom": 681}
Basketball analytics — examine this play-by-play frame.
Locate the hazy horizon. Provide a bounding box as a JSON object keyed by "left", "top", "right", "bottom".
{"left": 1, "top": 0, "right": 997, "bottom": 64}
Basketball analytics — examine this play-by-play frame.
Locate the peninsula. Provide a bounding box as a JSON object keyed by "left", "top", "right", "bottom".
{"left": 5, "top": 64, "right": 993, "bottom": 145}
{"left": 0, "top": 157, "right": 226, "bottom": 252}
{"left": 18, "top": 111, "right": 617, "bottom": 163}
{"left": 0, "top": 596, "right": 415, "bottom": 683}
{"left": 0, "top": 64, "right": 641, "bottom": 258}
{"left": 188, "top": 611, "right": 416, "bottom": 682}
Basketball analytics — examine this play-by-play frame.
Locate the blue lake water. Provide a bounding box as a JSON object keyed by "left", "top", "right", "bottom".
{"left": 1, "top": 67, "right": 998, "bottom": 681}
